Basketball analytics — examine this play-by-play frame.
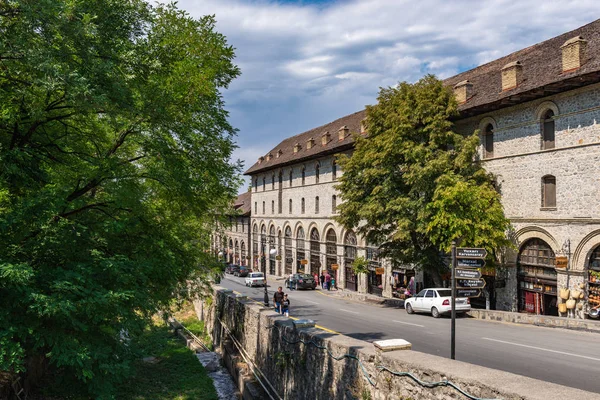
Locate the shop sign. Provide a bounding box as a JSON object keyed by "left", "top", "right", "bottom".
{"left": 375, "top": 267, "right": 385, "bottom": 275}
{"left": 275, "top": 255, "right": 281, "bottom": 261}
{"left": 555, "top": 256, "right": 568, "bottom": 268}
{"left": 331, "top": 264, "right": 339, "bottom": 270}
{"left": 300, "top": 259, "right": 308, "bottom": 265}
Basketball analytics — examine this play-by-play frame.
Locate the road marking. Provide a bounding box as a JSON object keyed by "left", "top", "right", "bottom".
{"left": 393, "top": 320, "right": 425, "bottom": 328}
{"left": 481, "top": 337, "right": 600, "bottom": 362}
{"left": 304, "top": 300, "right": 320, "bottom": 305}
{"left": 340, "top": 309, "right": 359, "bottom": 315}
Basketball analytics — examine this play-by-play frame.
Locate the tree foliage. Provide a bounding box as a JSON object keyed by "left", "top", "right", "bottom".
{"left": 336, "top": 75, "right": 511, "bottom": 279}
{"left": 0, "top": 0, "right": 240, "bottom": 396}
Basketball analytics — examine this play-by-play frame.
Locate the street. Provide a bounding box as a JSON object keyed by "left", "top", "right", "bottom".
{"left": 221, "top": 274, "right": 600, "bottom": 394}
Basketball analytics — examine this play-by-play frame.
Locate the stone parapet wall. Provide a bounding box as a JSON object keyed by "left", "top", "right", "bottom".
{"left": 468, "top": 309, "right": 600, "bottom": 333}
{"left": 195, "top": 286, "right": 599, "bottom": 400}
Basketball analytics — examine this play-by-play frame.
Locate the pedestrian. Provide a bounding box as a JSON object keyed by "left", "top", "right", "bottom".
{"left": 325, "top": 272, "right": 331, "bottom": 291}
{"left": 313, "top": 273, "right": 319, "bottom": 288}
{"left": 407, "top": 277, "right": 415, "bottom": 297}
{"left": 319, "top": 271, "right": 325, "bottom": 288}
{"left": 273, "top": 286, "right": 284, "bottom": 313}
{"left": 288, "top": 273, "right": 294, "bottom": 290}
{"left": 331, "top": 276, "right": 336, "bottom": 290}
{"left": 281, "top": 294, "right": 290, "bottom": 317}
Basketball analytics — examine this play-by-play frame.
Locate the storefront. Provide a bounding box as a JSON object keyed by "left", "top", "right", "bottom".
{"left": 309, "top": 228, "right": 321, "bottom": 277}
{"left": 325, "top": 229, "right": 338, "bottom": 283}
{"left": 252, "top": 226, "right": 259, "bottom": 269}
{"left": 284, "top": 227, "right": 293, "bottom": 275}
{"left": 296, "top": 227, "right": 305, "bottom": 273}
{"left": 367, "top": 242, "right": 383, "bottom": 296}
{"left": 518, "top": 238, "right": 558, "bottom": 316}
{"left": 240, "top": 241, "right": 246, "bottom": 267}
{"left": 260, "top": 225, "right": 267, "bottom": 273}
{"left": 344, "top": 231, "right": 357, "bottom": 291}
{"left": 390, "top": 268, "right": 415, "bottom": 298}
{"left": 269, "top": 226, "right": 276, "bottom": 275}
{"left": 588, "top": 245, "right": 600, "bottom": 315}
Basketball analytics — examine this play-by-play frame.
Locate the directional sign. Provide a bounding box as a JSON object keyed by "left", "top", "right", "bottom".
{"left": 457, "top": 247, "right": 487, "bottom": 259}
{"left": 457, "top": 289, "right": 481, "bottom": 298}
{"left": 457, "top": 278, "right": 486, "bottom": 289}
{"left": 455, "top": 268, "right": 482, "bottom": 279}
{"left": 456, "top": 258, "right": 486, "bottom": 269}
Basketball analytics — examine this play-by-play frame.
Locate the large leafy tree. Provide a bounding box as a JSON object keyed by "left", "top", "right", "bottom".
{"left": 0, "top": 0, "right": 240, "bottom": 396}
{"left": 336, "top": 75, "right": 510, "bottom": 282}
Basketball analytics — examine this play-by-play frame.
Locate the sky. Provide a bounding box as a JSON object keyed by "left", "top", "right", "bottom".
{"left": 175, "top": 0, "right": 600, "bottom": 192}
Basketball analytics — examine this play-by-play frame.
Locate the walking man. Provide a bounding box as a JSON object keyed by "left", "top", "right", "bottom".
{"left": 273, "top": 286, "right": 285, "bottom": 313}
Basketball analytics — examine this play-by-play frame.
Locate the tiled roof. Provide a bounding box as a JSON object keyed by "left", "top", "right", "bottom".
{"left": 445, "top": 18, "right": 600, "bottom": 117}
{"left": 233, "top": 191, "right": 251, "bottom": 216}
{"left": 244, "top": 110, "right": 365, "bottom": 175}
{"left": 245, "top": 19, "right": 600, "bottom": 175}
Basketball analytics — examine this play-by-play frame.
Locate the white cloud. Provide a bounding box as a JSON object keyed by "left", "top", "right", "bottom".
{"left": 174, "top": 0, "right": 600, "bottom": 194}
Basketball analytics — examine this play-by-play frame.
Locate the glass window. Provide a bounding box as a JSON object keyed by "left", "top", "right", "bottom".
{"left": 315, "top": 196, "right": 319, "bottom": 214}
{"left": 542, "top": 175, "right": 556, "bottom": 208}
{"left": 301, "top": 198, "right": 305, "bottom": 214}
{"left": 542, "top": 110, "right": 555, "bottom": 150}
{"left": 289, "top": 170, "right": 293, "bottom": 187}
{"left": 484, "top": 124, "right": 494, "bottom": 158}
{"left": 332, "top": 195, "right": 337, "bottom": 214}
{"left": 437, "top": 289, "right": 451, "bottom": 297}
{"left": 302, "top": 168, "right": 305, "bottom": 185}
{"left": 289, "top": 199, "right": 292, "bottom": 214}
{"left": 425, "top": 290, "right": 435, "bottom": 298}
{"left": 415, "top": 290, "right": 426, "bottom": 298}
{"left": 332, "top": 159, "right": 337, "bottom": 180}
{"left": 315, "top": 164, "right": 320, "bottom": 184}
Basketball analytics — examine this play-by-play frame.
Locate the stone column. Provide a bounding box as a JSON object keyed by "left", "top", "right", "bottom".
{"left": 357, "top": 247, "right": 368, "bottom": 294}
{"left": 382, "top": 258, "right": 393, "bottom": 298}
{"left": 337, "top": 242, "right": 345, "bottom": 290}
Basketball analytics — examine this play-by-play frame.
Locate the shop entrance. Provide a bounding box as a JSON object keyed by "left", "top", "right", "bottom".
{"left": 518, "top": 238, "right": 557, "bottom": 316}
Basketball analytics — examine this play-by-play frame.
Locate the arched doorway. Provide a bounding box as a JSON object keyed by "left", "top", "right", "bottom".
{"left": 252, "top": 225, "right": 259, "bottom": 269}
{"left": 269, "top": 225, "right": 276, "bottom": 275}
{"left": 234, "top": 240, "right": 239, "bottom": 265}
{"left": 367, "top": 240, "right": 383, "bottom": 297}
{"left": 588, "top": 245, "right": 600, "bottom": 311}
{"left": 518, "top": 238, "right": 557, "bottom": 315}
{"left": 240, "top": 241, "right": 246, "bottom": 267}
{"left": 326, "top": 229, "right": 338, "bottom": 285}
{"left": 228, "top": 239, "right": 233, "bottom": 264}
{"left": 296, "top": 227, "right": 306, "bottom": 273}
{"left": 260, "top": 225, "right": 267, "bottom": 274}
{"left": 344, "top": 231, "right": 357, "bottom": 291}
{"left": 284, "top": 227, "right": 293, "bottom": 275}
{"left": 310, "top": 228, "right": 321, "bottom": 277}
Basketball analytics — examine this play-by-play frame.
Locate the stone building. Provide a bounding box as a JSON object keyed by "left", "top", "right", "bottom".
{"left": 213, "top": 191, "right": 251, "bottom": 266}
{"left": 238, "top": 19, "right": 600, "bottom": 316}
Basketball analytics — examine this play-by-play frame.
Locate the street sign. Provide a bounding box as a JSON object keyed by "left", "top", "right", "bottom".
{"left": 300, "top": 259, "right": 308, "bottom": 265}
{"left": 456, "top": 258, "right": 486, "bottom": 269}
{"left": 455, "top": 268, "right": 482, "bottom": 279}
{"left": 331, "top": 264, "right": 339, "bottom": 270}
{"left": 456, "top": 278, "right": 486, "bottom": 289}
{"left": 457, "top": 288, "right": 481, "bottom": 298}
{"left": 375, "top": 267, "right": 385, "bottom": 275}
{"left": 555, "top": 256, "right": 568, "bottom": 268}
{"left": 457, "top": 247, "right": 487, "bottom": 259}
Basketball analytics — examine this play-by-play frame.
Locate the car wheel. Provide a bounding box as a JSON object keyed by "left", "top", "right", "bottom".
{"left": 406, "top": 303, "right": 414, "bottom": 314}
{"left": 431, "top": 307, "right": 440, "bottom": 318}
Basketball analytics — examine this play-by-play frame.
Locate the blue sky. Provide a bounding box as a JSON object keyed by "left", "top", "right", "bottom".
{"left": 176, "top": 0, "right": 600, "bottom": 193}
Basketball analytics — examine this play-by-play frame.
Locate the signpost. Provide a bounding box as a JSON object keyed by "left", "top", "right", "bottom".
{"left": 451, "top": 245, "right": 487, "bottom": 360}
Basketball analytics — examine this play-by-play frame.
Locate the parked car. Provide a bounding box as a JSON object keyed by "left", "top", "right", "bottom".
{"left": 286, "top": 273, "right": 317, "bottom": 290}
{"left": 225, "top": 265, "right": 235, "bottom": 274}
{"left": 229, "top": 265, "right": 240, "bottom": 275}
{"left": 236, "top": 266, "right": 249, "bottom": 277}
{"left": 245, "top": 272, "right": 266, "bottom": 287}
{"left": 404, "top": 288, "right": 471, "bottom": 318}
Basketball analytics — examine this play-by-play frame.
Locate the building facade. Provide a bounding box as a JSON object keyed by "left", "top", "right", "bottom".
{"left": 213, "top": 191, "right": 251, "bottom": 266}
{"left": 235, "top": 20, "right": 600, "bottom": 317}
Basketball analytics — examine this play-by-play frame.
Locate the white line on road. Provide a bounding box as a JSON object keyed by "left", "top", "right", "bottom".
{"left": 304, "top": 300, "right": 320, "bottom": 305}
{"left": 481, "top": 337, "right": 600, "bottom": 362}
{"left": 393, "top": 320, "right": 425, "bottom": 328}
{"left": 340, "top": 309, "right": 359, "bottom": 315}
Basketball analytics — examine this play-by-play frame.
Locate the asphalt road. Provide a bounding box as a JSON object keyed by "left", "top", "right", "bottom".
{"left": 221, "top": 274, "right": 600, "bottom": 394}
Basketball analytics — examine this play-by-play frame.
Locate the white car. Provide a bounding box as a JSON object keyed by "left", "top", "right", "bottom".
{"left": 404, "top": 288, "right": 471, "bottom": 318}
{"left": 245, "top": 272, "right": 266, "bottom": 287}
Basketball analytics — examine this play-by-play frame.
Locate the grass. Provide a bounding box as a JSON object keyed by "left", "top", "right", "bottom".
{"left": 171, "top": 300, "right": 214, "bottom": 351}
{"left": 115, "top": 322, "right": 218, "bottom": 400}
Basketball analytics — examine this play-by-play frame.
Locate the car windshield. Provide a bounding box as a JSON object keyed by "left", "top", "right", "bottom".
{"left": 298, "top": 274, "right": 313, "bottom": 279}
{"left": 437, "top": 289, "right": 452, "bottom": 297}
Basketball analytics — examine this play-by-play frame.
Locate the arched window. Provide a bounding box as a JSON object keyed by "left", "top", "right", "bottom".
{"left": 240, "top": 241, "right": 246, "bottom": 266}
{"left": 272, "top": 173, "right": 275, "bottom": 190}
{"left": 344, "top": 231, "right": 358, "bottom": 291}
{"left": 254, "top": 202, "right": 257, "bottom": 214}
{"left": 289, "top": 199, "right": 293, "bottom": 214}
{"left": 289, "top": 169, "right": 293, "bottom": 187}
{"left": 301, "top": 198, "right": 305, "bottom": 214}
{"left": 284, "top": 227, "right": 293, "bottom": 275}
{"left": 542, "top": 110, "right": 555, "bottom": 150}
{"left": 326, "top": 229, "right": 337, "bottom": 272}
{"left": 301, "top": 167, "right": 306, "bottom": 186}
{"left": 254, "top": 178, "right": 258, "bottom": 191}
{"left": 484, "top": 123, "right": 494, "bottom": 158}
{"left": 315, "top": 196, "right": 319, "bottom": 214}
{"left": 262, "top": 176, "right": 266, "bottom": 191}
{"left": 315, "top": 163, "right": 320, "bottom": 184}
{"left": 542, "top": 175, "right": 556, "bottom": 208}
{"left": 332, "top": 195, "right": 337, "bottom": 214}
{"left": 310, "top": 228, "right": 321, "bottom": 276}
{"left": 296, "top": 227, "right": 305, "bottom": 273}
{"left": 252, "top": 225, "right": 259, "bottom": 266}
{"left": 332, "top": 159, "right": 337, "bottom": 180}
{"left": 269, "top": 225, "right": 276, "bottom": 274}
{"left": 271, "top": 200, "right": 275, "bottom": 214}
{"left": 262, "top": 201, "right": 265, "bottom": 214}
{"left": 518, "top": 238, "right": 556, "bottom": 315}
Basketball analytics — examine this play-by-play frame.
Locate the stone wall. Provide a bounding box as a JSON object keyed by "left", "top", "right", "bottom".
{"left": 195, "top": 287, "right": 599, "bottom": 400}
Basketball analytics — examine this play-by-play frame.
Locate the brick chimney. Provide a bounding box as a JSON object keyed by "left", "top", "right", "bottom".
{"left": 276, "top": 149, "right": 283, "bottom": 158}
{"left": 306, "top": 138, "right": 315, "bottom": 149}
{"left": 293, "top": 143, "right": 301, "bottom": 153}
{"left": 501, "top": 61, "right": 523, "bottom": 91}
{"left": 453, "top": 80, "right": 473, "bottom": 104}
{"left": 258, "top": 156, "right": 264, "bottom": 164}
{"left": 321, "top": 131, "right": 331, "bottom": 146}
{"left": 561, "top": 36, "right": 587, "bottom": 72}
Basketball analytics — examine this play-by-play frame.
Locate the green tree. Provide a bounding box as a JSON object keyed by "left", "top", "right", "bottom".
{"left": 0, "top": 0, "right": 240, "bottom": 396}
{"left": 336, "top": 75, "right": 510, "bottom": 283}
